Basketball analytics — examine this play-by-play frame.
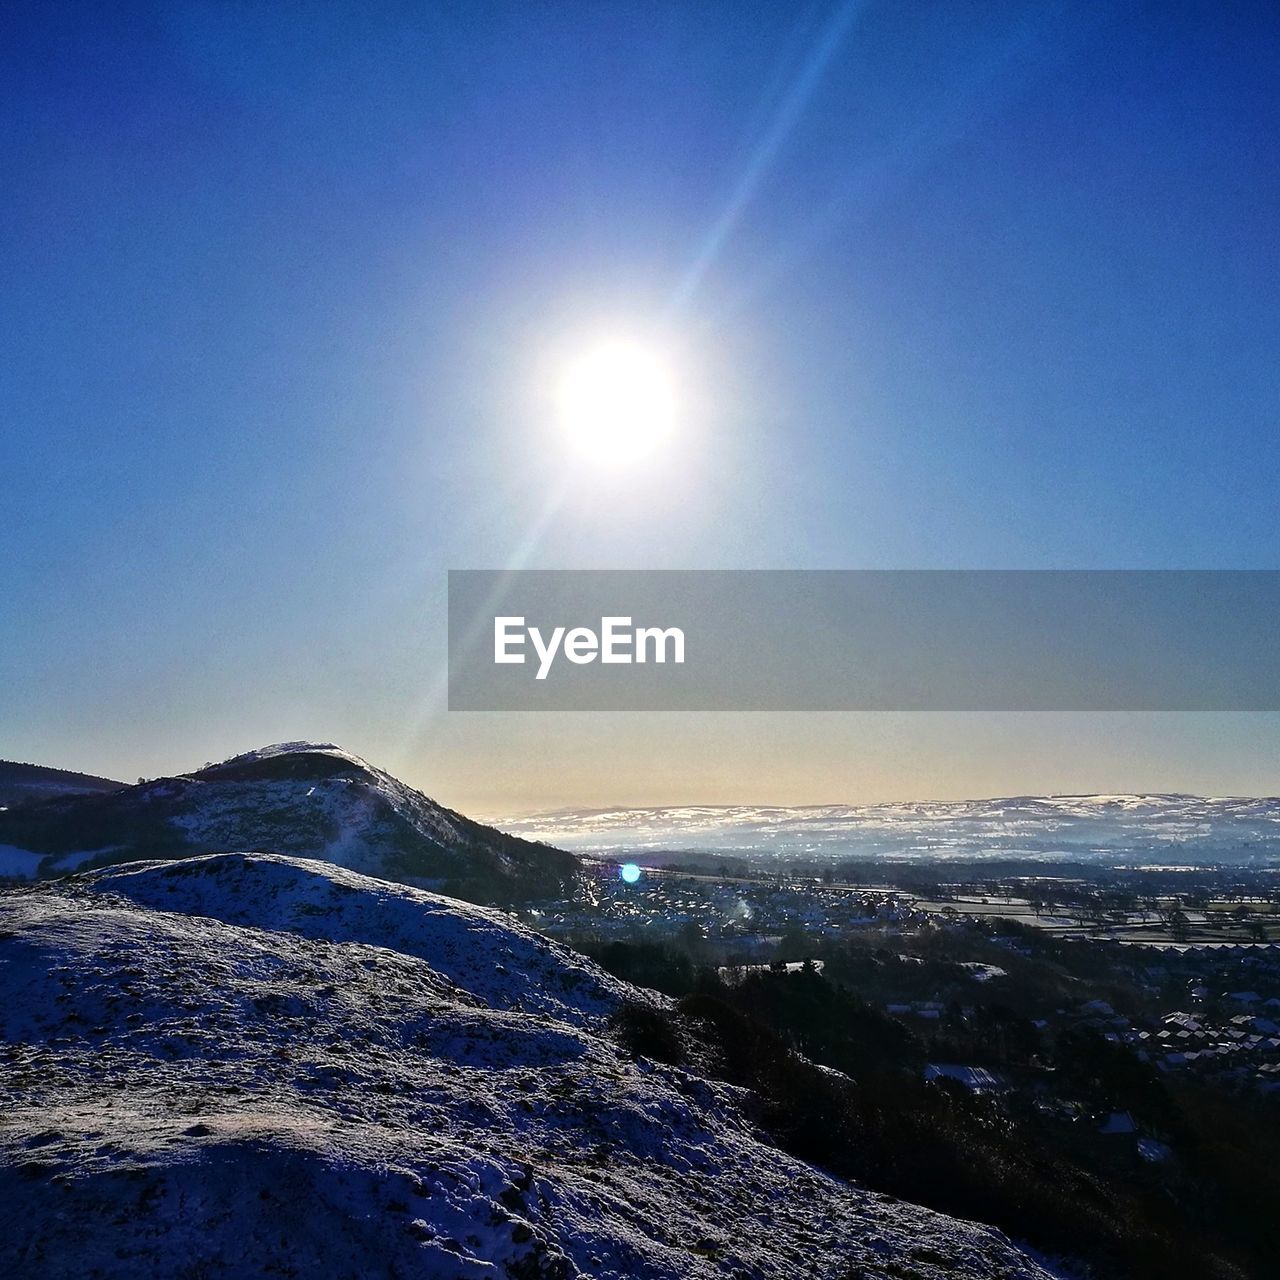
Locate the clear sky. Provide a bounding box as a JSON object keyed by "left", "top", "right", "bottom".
{"left": 3, "top": 1, "right": 1278, "bottom": 813}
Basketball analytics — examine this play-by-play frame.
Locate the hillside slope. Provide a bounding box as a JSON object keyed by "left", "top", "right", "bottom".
{"left": 0, "top": 743, "right": 575, "bottom": 903}
{"left": 0, "top": 760, "right": 125, "bottom": 810}
{"left": 0, "top": 852, "right": 1055, "bottom": 1280}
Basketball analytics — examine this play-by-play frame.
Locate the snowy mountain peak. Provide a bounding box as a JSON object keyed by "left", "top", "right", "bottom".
{"left": 0, "top": 746, "right": 577, "bottom": 902}
{"left": 199, "top": 741, "right": 372, "bottom": 774}
{"left": 219, "top": 740, "right": 349, "bottom": 761}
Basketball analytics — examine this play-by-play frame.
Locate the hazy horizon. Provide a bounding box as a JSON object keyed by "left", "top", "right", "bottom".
{"left": 9, "top": 716, "right": 1280, "bottom": 821}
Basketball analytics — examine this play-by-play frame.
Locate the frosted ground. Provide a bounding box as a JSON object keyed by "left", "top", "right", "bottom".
{"left": 0, "top": 852, "right": 1057, "bottom": 1280}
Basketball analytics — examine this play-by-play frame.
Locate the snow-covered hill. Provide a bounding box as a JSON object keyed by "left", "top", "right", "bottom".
{"left": 498, "top": 793, "right": 1280, "bottom": 864}
{"left": 0, "top": 855, "right": 1049, "bottom": 1280}
{"left": 0, "top": 852, "right": 1054, "bottom": 1280}
{"left": 0, "top": 743, "right": 575, "bottom": 902}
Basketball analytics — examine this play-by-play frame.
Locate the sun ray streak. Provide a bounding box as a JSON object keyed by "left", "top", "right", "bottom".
{"left": 396, "top": 474, "right": 573, "bottom": 757}
{"left": 669, "top": 0, "right": 867, "bottom": 312}
{"left": 687, "top": 3, "right": 1086, "bottom": 335}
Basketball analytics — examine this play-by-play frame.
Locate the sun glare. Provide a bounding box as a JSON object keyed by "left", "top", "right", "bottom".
{"left": 557, "top": 339, "right": 677, "bottom": 466}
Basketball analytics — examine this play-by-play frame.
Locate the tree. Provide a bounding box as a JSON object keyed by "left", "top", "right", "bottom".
{"left": 677, "top": 919, "right": 706, "bottom": 962}
{"left": 777, "top": 921, "right": 811, "bottom": 963}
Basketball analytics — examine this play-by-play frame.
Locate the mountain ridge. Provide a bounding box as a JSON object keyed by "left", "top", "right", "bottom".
{"left": 0, "top": 760, "right": 126, "bottom": 810}
{"left": 0, "top": 742, "right": 575, "bottom": 902}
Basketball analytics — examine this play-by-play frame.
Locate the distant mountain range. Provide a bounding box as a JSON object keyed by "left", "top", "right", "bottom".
{"left": 0, "top": 850, "right": 1053, "bottom": 1280}
{"left": 0, "top": 743, "right": 574, "bottom": 902}
{"left": 500, "top": 793, "right": 1280, "bottom": 864}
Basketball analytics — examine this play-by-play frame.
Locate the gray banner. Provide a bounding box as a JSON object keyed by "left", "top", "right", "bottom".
{"left": 447, "top": 570, "right": 1280, "bottom": 711}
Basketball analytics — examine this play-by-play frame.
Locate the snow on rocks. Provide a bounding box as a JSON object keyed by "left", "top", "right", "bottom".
{"left": 0, "top": 853, "right": 1056, "bottom": 1280}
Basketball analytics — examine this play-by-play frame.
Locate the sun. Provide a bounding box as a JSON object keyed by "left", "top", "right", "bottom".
{"left": 556, "top": 339, "right": 677, "bottom": 466}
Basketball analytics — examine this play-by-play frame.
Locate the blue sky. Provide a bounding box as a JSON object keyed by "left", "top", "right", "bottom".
{"left": 2, "top": 1, "right": 1278, "bottom": 809}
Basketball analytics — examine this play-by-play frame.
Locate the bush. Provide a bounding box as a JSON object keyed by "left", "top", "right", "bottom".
{"left": 591, "top": 940, "right": 697, "bottom": 996}
{"left": 607, "top": 1001, "right": 685, "bottom": 1066}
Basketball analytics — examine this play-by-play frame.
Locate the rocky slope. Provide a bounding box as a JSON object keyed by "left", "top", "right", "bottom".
{"left": 0, "top": 852, "right": 1056, "bottom": 1280}
{"left": 0, "top": 743, "right": 575, "bottom": 902}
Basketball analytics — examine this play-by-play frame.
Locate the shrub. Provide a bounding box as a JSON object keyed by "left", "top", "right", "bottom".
{"left": 607, "top": 1001, "right": 685, "bottom": 1066}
